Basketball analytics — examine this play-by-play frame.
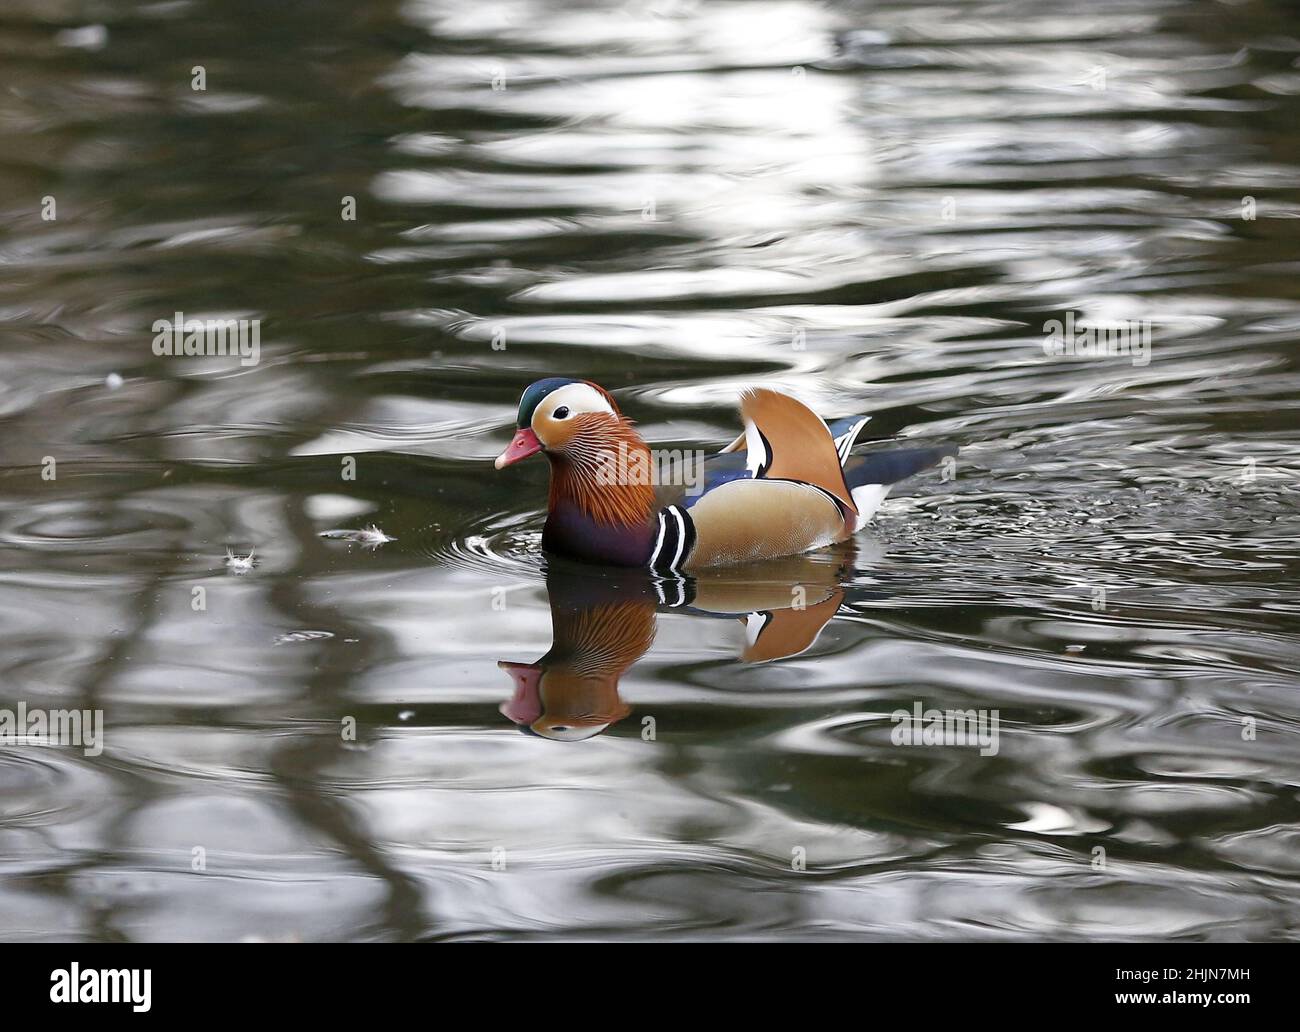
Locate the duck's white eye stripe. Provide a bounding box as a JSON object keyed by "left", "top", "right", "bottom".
{"left": 540, "top": 382, "right": 615, "bottom": 420}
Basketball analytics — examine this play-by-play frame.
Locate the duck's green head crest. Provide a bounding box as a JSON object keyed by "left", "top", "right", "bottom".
{"left": 516, "top": 377, "right": 578, "bottom": 428}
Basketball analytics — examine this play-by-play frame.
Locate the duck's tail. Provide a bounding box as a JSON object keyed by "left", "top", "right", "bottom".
{"left": 723, "top": 396, "right": 955, "bottom": 531}
{"left": 842, "top": 443, "right": 957, "bottom": 531}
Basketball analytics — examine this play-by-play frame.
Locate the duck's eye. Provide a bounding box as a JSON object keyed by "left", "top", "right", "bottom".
{"left": 552, "top": 406, "right": 570, "bottom": 420}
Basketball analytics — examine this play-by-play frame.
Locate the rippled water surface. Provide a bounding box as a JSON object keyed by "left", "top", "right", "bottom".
{"left": 2, "top": 0, "right": 1299, "bottom": 941}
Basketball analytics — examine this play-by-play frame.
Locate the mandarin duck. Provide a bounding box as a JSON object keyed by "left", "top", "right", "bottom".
{"left": 495, "top": 378, "right": 955, "bottom": 572}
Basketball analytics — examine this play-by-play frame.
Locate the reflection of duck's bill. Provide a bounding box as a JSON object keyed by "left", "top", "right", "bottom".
{"left": 498, "top": 661, "right": 633, "bottom": 742}
{"left": 741, "top": 590, "right": 844, "bottom": 663}
{"left": 498, "top": 660, "right": 543, "bottom": 725}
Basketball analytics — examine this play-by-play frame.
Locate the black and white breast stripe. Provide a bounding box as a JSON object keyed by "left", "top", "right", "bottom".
{"left": 649, "top": 504, "right": 696, "bottom": 573}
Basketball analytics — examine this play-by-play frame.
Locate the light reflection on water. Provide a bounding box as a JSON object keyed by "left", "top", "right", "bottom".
{"left": 0, "top": 0, "right": 1298, "bottom": 940}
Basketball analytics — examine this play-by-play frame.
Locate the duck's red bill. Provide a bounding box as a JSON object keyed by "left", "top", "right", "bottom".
{"left": 495, "top": 428, "right": 542, "bottom": 469}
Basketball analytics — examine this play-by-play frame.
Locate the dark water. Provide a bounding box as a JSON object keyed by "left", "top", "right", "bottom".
{"left": 2, "top": 0, "right": 1299, "bottom": 941}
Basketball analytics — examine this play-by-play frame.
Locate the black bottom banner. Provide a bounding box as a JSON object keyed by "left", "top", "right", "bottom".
{"left": 0, "top": 942, "right": 1280, "bottom": 1018}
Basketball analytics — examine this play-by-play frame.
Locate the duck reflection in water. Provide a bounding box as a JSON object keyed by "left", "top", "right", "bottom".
{"left": 499, "top": 543, "right": 862, "bottom": 741}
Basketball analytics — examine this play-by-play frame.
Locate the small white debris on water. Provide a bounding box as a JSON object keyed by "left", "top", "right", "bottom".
{"left": 398, "top": 710, "right": 414, "bottom": 721}
{"left": 1008, "top": 802, "right": 1108, "bottom": 835}
{"left": 105, "top": 372, "right": 124, "bottom": 390}
{"left": 224, "top": 547, "right": 257, "bottom": 573}
{"left": 273, "top": 630, "right": 335, "bottom": 646}
{"left": 317, "top": 524, "right": 395, "bottom": 549}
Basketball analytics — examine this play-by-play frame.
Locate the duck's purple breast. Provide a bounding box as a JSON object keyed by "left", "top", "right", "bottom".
{"left": 543, "top": 500, "right": 656, "bottom": 567}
